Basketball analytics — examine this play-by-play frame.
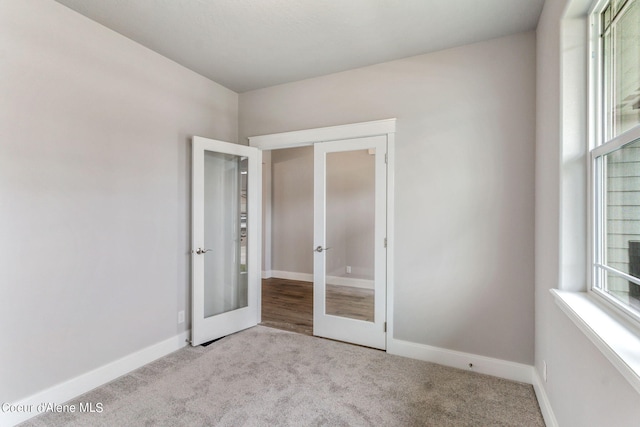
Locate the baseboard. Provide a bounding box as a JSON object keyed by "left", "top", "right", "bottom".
{"left": 387, "top": 337, "right": 534, "bottom": 384}
{"left": 2, "top": 331, "right": 190, "bottom": 427}
{"left": 268, "top": 270, "right": 374, "bottom": 289}
{"left": 531, "top": 368, "right": 559, "bottom": 427}
{"left": 270, "top": 270, "right": 313, "bottom": 282}
{"left": 326, "top": 276, "right": 373, "bottom": 289}
{"left": 262, "top": 270, "right": 273, "bottom": 279}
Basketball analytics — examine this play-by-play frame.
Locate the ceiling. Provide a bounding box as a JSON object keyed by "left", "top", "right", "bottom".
{"left": 54, "top": 0, "right": 545, "bottom": 93}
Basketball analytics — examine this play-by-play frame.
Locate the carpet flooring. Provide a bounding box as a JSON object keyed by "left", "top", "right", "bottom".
{"left": 21, "top": 326, "right": 544, "bottom": 426}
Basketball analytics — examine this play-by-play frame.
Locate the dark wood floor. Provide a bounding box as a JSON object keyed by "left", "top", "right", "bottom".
{"left": 326, "top": 283, "right": 375, "bottom": 322}
{"left": 261, "top": 278, "right": 314, "bottom": 335}
{"left": 261, "top": 277, "right": 374, "bottom": 335}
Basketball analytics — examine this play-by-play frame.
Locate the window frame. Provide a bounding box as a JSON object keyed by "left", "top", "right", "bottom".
{"left": 589, "top": 0, "right": 640, "bottom": 324}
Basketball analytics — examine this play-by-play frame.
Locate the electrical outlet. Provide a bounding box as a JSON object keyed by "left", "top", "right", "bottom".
{"left": 178, "top": 310, "right": 185, "bottom": 324}
{"left": 346, "top": 266, "right": 352, "bottom": 274}
{"left": 543, "top": 361, "right": 547, "bottom": 382}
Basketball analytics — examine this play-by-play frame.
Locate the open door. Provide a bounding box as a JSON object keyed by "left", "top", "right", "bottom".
{"left": 191, "top": 136, "right": 261, "bottom": 346}
{"left": 313, "top": 135, "right": 387, "bottom": 349}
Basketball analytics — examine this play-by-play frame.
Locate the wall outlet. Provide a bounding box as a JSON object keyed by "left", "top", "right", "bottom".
{"left": 543, "top": 360, "right": 547, "bottom": 382}
{"left": 346, "top": 266, "right": 352, "bottom": 274}
{"left": 178, "top": 310, "right": 185, "bottom": 324}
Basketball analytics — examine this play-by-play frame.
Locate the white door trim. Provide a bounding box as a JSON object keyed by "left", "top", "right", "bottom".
{"left": 248, "top": 118, "right": 396, "bottom": 350}
{"left": 248, "top": 118, "right": 396, "bottom": 150}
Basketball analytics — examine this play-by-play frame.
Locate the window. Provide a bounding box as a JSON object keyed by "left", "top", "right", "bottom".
{"left": 591, "top": 0, "right": 640, "bottom": 319}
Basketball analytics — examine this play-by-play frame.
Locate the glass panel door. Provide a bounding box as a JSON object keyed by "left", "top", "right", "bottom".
{"left": 192, "top": 137, "right": 260, "bottom": 346}
{"left": 313, "top": 135, "right": 387, "bottom": 350}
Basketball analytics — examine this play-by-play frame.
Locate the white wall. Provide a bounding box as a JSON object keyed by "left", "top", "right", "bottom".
{"left": 240, "top": 32, "right": 536, "bottom": 365}
{"left": 0, "top": 0, "right": 238, "bottom": 403}
{"left": 536, "top": 0, "right": 640, "bottom": 425}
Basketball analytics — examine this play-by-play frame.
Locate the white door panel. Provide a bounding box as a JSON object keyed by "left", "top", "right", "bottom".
{"left": 191, "top": 136, "right": 261, "bottom": 346}
{"left": 313, "top": 135, "right": 387, "bottom": 349}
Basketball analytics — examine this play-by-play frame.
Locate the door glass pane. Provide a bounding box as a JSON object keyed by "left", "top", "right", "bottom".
{"left": 203, "top": 151, "right": 248, "bottom": 318}
{"left": 324, "top": 149, "right": 375, "bottom": 322}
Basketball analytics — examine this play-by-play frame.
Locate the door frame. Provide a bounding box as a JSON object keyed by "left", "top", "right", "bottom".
{"left": 248, "top": 118, "right": 396, "bottom": 349}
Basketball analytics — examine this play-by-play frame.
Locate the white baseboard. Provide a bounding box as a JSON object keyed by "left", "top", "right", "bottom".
{"left": 326, "top": 276, "right": 374, "bottom": 289}
{"left": 531, "top": 368, "right": 558, "bottom": 427}
{"left": 270, "top": 270, "right": 313, "bottom": 282}
{"left": 268, "top": 270, "right": 374, "bottom": 289}
{"left": 2, "top": 331, "right": 190, "bottom": 427}
{"left": 389, "top": 338, "right": 559, "bottom": 424}
{"left": 262, "top": 270, "right": 273, "bottom": 279}
{"left": 387, "top": 337, "right": 534, "bottom": 384}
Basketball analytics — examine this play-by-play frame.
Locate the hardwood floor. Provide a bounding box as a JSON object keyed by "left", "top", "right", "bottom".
{"left": 261, "top": 278, "right": 313, "bottom": 335}
{"left": 260, "top": 277, "right": 374, "bottom": 335}
{"left": 326, "top": 284, "right": 374, "bottom": 322}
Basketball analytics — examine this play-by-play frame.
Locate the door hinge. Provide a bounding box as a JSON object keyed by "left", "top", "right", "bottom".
{"left": 384, "top": 322, "right": 387, "bottom": 332}
{"left": 385, "top": 153, "right": 388, "bottom": 164}
{"left": 384, "top": 237, "right": 387, "bottom": 248}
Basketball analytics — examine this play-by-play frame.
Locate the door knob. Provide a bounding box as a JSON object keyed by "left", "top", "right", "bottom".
{"left": 315, "top": 246, "right": 331, "bottom": 253}
{"left": 193, "top": 248, "right": 212, "bottom": 255}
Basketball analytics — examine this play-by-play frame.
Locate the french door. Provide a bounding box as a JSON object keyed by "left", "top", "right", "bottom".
{"left": 191, "top": 136, "right": 261, "bottom": 346}
{"left": 313, "top": 135, "right": 387, "bottom": 349}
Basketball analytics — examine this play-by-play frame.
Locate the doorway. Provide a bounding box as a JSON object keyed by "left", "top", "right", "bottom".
{"left": 259, "top": 143, "right": 380, "bottom": 342}
{"left": 260, "top": 145, "right": 314, "bottom": 335}
{"left": 252, "top": 121, "right": 394, "bottom": 350}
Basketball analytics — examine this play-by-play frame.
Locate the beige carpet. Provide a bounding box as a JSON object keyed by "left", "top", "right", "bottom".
{"left": 21, "top": 326, "right": 544, "bottom": 426}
